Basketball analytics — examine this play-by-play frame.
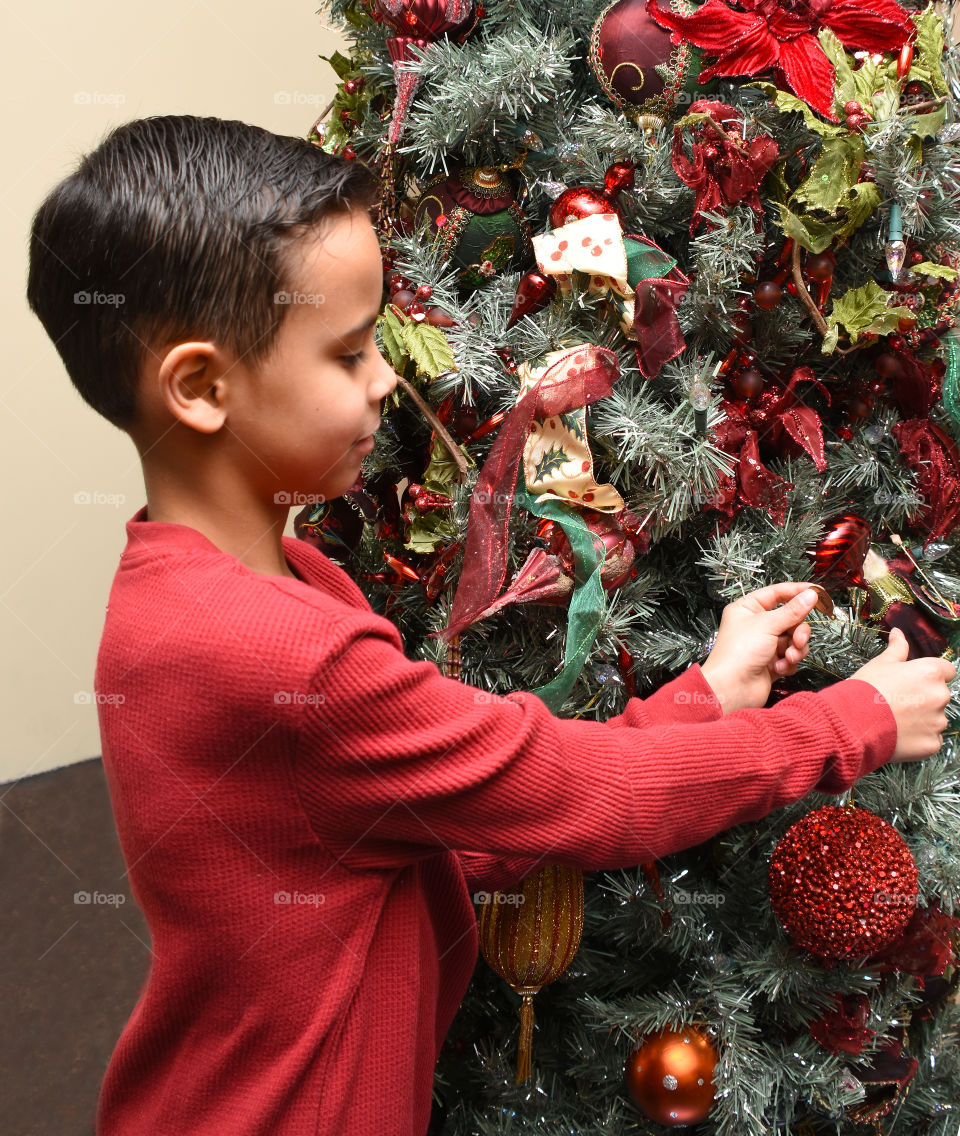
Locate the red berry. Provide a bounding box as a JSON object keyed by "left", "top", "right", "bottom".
{"left": 733, "top": 368, "right": 765, "bottom": 399}
{"left": 754, "top": 281, "right": 782, "bottom": 310}
{"left": 414, "top": 284, "right": 433, "bottom": 300}
{"left": 848, "top": 395, "right": 873, "bottom": 422}
{"left": 391, "top": 288, "right": 416, "bottom": 310}
{"left": 805, "top": 253, "right": 836, "bottom": 283}
{"left": 389, "top": 276, "right": 412, "bottom": 296}
{"left": 846, "top": 113, "right": 867, "bottom": 131}
{"left": 406, "top": 302, "right": 427, "bottom": 321}
{"left": 730, "top": 312, "right": 754, "bottom": 345}
{"left": 425, "top": 307, "right": 456, "bottom": 328}
{"left": 843, "top": 100, "right": 862, "bottom": 115}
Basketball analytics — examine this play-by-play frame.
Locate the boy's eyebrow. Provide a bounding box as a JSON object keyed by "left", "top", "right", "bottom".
{"left": 341, "top": 309, "right": 382, "bottom": 339}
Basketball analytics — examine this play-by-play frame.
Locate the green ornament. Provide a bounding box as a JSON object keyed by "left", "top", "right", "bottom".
{"left": 413, "top": 165, "right": 534, "bottom": 292}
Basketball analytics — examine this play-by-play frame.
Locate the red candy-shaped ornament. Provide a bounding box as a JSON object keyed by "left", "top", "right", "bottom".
{"left": 548, "top": 161, "right": 635, "bottom": 228}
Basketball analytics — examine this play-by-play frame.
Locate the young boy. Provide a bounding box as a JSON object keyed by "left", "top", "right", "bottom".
{"left": 27, "top": 116, "right": 954, "bottom": 1136}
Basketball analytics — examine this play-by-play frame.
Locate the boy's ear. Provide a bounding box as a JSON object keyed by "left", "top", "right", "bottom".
{"left": 156, "top": 342, "right": 228, "bottom": 434}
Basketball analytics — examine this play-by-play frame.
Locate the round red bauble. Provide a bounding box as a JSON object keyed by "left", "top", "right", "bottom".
{"left": 625, "top": 1025, "right": 718, "bottom": 1127}
{"left": 769, "top": 806, "right": 919, "bottom": 960}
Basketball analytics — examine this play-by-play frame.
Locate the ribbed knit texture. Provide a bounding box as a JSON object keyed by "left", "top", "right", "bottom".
{"left": 93, "top": 506, "right": 898, "bottom": 1135}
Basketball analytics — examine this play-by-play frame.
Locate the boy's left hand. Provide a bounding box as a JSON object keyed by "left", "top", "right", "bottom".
{"left": 699, "top": 583, "right": 821, "bottom": 714}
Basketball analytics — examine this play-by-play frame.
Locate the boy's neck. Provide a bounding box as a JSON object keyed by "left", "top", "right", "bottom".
{"left": 143, "top": 491, "right": 297, "bottom": 580}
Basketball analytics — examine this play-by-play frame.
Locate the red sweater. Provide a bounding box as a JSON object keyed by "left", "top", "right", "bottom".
{"left": 94, "top": 506, "right": 898, "bottom": 1135}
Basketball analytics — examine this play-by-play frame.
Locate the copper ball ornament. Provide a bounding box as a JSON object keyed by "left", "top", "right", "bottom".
{"left": 625, "top": 1025, "right": 718, "bottom": 1127}
{"left": 768, "top": 806, "right": 919, "bottom": 960}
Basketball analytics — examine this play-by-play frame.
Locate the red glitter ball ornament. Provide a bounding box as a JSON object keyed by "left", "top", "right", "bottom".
{"left": 768, "top": 806, "right": 919, "bottom": 960}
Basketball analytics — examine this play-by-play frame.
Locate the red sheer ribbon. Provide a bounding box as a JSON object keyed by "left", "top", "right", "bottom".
{"left": 434, "top": 346, "right": 621, "bottom": 643}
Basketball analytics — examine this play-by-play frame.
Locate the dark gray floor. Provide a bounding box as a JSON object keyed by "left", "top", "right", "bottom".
{"left": 1, "top": 757, "right": 150, "bottom": 1136}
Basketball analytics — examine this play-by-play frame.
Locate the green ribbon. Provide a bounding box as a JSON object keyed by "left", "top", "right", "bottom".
{"left": 514, "top": 468, "right": 608, "bottom": 713}
{"left": 941, "top": 329, "right": 960, "bottom": 431}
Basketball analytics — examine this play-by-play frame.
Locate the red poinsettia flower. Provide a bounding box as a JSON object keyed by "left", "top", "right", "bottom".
{"left": 646, "top": 0, "right": 914, "bottom": 119}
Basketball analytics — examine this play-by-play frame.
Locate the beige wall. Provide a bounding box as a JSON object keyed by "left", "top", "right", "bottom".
{"left": 3, "top": 2, "right": 348, "bottom": 782}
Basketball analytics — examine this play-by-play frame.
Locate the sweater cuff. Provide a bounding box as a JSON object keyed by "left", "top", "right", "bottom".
{"left": 811, "top": 678, "right": 898, "bottom": 791}
{"left": 640, "top": 662, "right": 725, "bottom": 724}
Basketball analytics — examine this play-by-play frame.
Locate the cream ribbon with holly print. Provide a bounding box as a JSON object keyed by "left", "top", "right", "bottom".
{"left": 517, "top": 347, "right": 624, "bottom": 512}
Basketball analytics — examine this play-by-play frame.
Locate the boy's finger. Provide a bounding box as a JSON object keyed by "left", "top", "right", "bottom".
{"left": 739, "top": 581, "right": 814, "bottom": 612}
{"left": 765, "top": 588, "right": 819, "bottom": 634}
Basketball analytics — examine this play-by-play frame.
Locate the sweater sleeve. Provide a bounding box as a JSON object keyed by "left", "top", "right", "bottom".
{"left": 291, "top": 614, "right": 898, "bottom": 872}
{"left": 451, "top": 665, "right": 723, "bottom": 891}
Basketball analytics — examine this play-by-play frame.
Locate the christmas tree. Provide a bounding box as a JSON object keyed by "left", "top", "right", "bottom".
{"left": 304, "top": 1, "right": 960, "bottom": 1131}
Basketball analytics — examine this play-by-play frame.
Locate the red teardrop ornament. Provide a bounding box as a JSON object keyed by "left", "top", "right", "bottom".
{"left": 507, "top": 271, "right": 557, "bottom": 328}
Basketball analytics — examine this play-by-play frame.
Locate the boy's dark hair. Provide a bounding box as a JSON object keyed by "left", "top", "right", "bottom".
{"left": 26, "top": 116, "right": 379, "bottom": 430}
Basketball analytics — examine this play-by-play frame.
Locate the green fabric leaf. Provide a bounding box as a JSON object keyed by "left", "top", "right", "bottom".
{"left": 746, "top": 81, "right": 844, "bottom": 137}
{"left": 378, "top": 306, "right": 409, "bottom": 372}
{"left": 836, "top": 180, "right": 882, "bottom": 240}
{"left": 776, "top": 203, "right": 836, "bottom": 253}
{"left": 910, "top": 261, "right": 959, "bottom": 280}
{"left": 402, "top": 437, "right": 472, "bottom": 553}
{"left": 793, "top": 136, "right": 863, "bottom": 213}
{"left": 401, "top": 321, "right": 456, "bottom": 379}
{"left": 624, "top": 236, "right": 676, "bottom": 287}
{"left": 817, "top": 28, "right": 858, "bottom": 111}
{"left": 909, "top": 105, "right": 948, "bottom": 139}
{"left": 871, "top": 77, "right": 901, "bottom": 123}
{"left": 914, "top": 3, "right": 948, "bottom": 96}
{"left": 825, "top": 280, "right": 914, "bottom": 345}
{"left": 320, "top": 51, "right": 354, "bottom": 79}
{"left": 821, "top": 325, "right": 840, "bottom": 355}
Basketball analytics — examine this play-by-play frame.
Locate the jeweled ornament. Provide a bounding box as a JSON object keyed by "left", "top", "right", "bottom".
{"left": 414, "top": 165, "right": 533, "bottom": 290}
{"left": 625, "top": 1024, "right": 718, "bottom": 1126}
{"left": 768, "top": 806, "right": 918, "bottom": 960}
{"left": 588, "top": 0, "right": 702, "bottom": 122}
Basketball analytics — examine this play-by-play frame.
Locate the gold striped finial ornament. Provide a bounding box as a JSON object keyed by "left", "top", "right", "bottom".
{"left": 477, "top": 862, "right": 584, "bottom": 1082}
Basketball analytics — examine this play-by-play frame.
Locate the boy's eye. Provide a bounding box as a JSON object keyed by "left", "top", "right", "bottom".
{"left": 340, "top": 352, "right": 365, "bottom": 368}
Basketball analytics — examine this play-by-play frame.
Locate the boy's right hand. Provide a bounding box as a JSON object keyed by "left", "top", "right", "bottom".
{"left": 851, "top": 627, "right": 956, "bottom": 760}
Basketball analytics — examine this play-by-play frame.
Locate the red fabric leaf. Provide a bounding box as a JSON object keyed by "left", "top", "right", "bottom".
{"left": 821, "top": 0, "right": 914, "bottom": 54}
{"left": 647, "top": 0, "right": 771, "bottom": 58}
{"left": 779, "top": 405, "right": 827, "bottom": 471}
{"left": 777, "top": 34, "right": 837, "bottom": 118}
